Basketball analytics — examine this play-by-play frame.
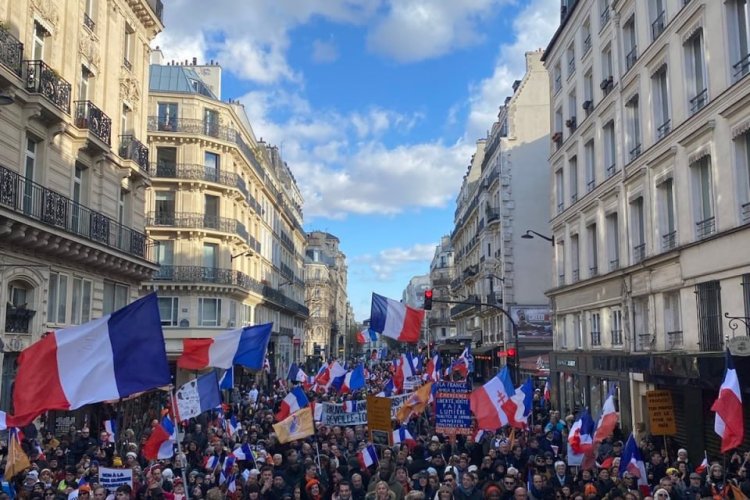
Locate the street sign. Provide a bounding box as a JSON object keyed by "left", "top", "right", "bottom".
{"left": 367, "top": 395, "right": 393, "bottom": 445}
{"left": 645, "top": 390, "right": 676, "bottom": 436}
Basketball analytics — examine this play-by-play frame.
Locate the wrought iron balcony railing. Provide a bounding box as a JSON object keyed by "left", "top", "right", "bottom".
{"left": 0, "top": 164, "right": 149, "bottom": 259}
{"left": 696, "top": 217, "right": 715, "bottom": 239}
{"left": 733, "top": 53, "right": 750, "bottom": 79}
{"left": 689, "top": 88, "right": 708, "bottom": 115}
{"left": 123, "top": 58, "right": 132, "bottom": 71}
{"left": 625, "top": 47, "right": 638, "bottom": 70}
{"left": 609, "top": 258, "right": 619, "bottom": 271}
{"left": 0, "top": 27, "right": 23, "bottom": 78}
{"left": 24, "top": 60, "right": 71, "bottom": 114}
{"left": 83, "top": 12, "right": 96, "bottom": 31}
{"left": 119, "top": 135, "right": 149, "bottom": 173}
{"left": 633, "top": 243, "right": 645, "bottom": 263}
{"left": 147, "top": 211, "right": 239, "bottom": 233}
{"left": 662, "top": 231, "right": 677, "bottom": 251}
{"left": 656, "top": 119, "right": 671, "bottom": 140}
{"left": 152, "top": 163, "right": 241, "bottom": 190}
{"left": 153, "top": 265, "right": 263, "bottom": 292}
{"left": 261, "top": 284, "right": 309, "bottom": 316}
{"left": 75, "top": 100, "right": 112, "bottom": 145}
{"left": 629, "top": 144, "right": 642, "bottom": 161}
{"left": 4, "top": 307, "right": 35, "bottom": 333}
{"left": 742, "top": 202, "right": 750, "bottom": 223}
{"left": 651, "top": 11, "right": 666, "bottom": 41}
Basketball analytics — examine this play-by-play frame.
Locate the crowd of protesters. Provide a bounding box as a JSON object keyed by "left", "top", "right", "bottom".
{"left": 1, "top": 359, "right": 749, "bottom": 500}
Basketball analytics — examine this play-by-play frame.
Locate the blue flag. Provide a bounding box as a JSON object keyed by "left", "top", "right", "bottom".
{"left": 175, "top": 371, "right": 221, "bottom": 420}
{"left": 219, "top": 367, "right": 234, "bottom": 390}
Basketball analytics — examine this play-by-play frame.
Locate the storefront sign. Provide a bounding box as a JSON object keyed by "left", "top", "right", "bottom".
{"left": 435, "top": 381, "right": 472, "bottom": 435}
{"left": 556, "top": 359, "right": 577, "bottom": 368}
{"left": 99, "top": 468, "right": 133, "bottom": 491}
{"left": 727, "top": 336, "right": 750, "bottom": 356}
{"left": 367, "top": 396, "right": 393, "bottom": 445}
{"left": 645, "top": 390, "right": 676, "bottom": 436}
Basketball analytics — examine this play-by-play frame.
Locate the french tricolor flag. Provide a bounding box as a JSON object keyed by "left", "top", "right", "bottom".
{"left": 394, "top": 353, "right": 417, "bottom": 393}
{"left": 711, "top": 350, "right": 744, "bottom": 452}
{"left": 377, "top": 379, "right": 394, "bottom": 397}
{"left": 177, "top": 323, "right": 273, "bottom": 371}
{"left": 370, "top": 293, "right": 424, "bottom": 343}
{"left": 594, "top": 386, "right": 618, "bottom": 443}
{"left": 469, "top": 366, "right": 521, "bottom": 430}
{"left": 358, "top": 444, "right": 379, "bottom": 469}
{"left": 695, "top": 452, "right": 708, "bottom": 474}
{"left": 543, "top": 380, "right": 551, "bottom": 401}
{"left": 618, "top": 434, "right": 650, "bottom": 496}
{"left": 342, "top": 401, "right": 358, "bottom": 413}
{"left": 275, "top": 387, "right": 309, "bottom": 421}
{"left": 392, "top": 426, "right": 416, "bottom": 447}
{"left": 231, "top": 443, "right": 253, "bottom": 461}
{"left": 341, "top": 365, "right": 366, "bottom": 393}
{"left": 103, "top": 419, "right": 116, "bottom": 443}
{"left": 224, "top": 415, "right": 241, "bottom": 437}
{"left": 568, "top": 408, "right": 595, "bottom": 454}
{"left": 325, "top": 361, "right": 348, "bottom": 390}
{"left": 8, "top": 294, "right": 170, "bottom": 426}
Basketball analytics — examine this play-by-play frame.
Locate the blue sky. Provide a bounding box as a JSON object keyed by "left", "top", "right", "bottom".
{"left": 155, "top": 0, "right": 559, "bottom": 320}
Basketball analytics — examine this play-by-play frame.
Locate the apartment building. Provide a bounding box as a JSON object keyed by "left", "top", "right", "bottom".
{"left": 544, "top": 0, "right": 750, "bottom": 456}
{"left": 0, "top": 0, "right": 162, "bottom": 406}
{"left": 304, "top": 231, "right": 350, "bottom": 363}
{"left": 450, "top": 52, "right": 553, "bottom": 381}
{"left": 428, "top": 235, "right": 457, "bottom": 347}
{"left": 144, "top": 55, "right": 308, "bottom": 382}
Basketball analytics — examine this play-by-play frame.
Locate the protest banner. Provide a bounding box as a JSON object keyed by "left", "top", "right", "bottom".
{"left": 367, "top": 395, "right": 393, "bottom": 446}
{"left": 99, "top": 467, "right": 133, "bottom": 491}
{"left": 320, "top": 401, "right": 368, "bottom": 426}
{"left": 435, "top": 381, "right": 472, "bottom": 435}
{"left": 403, "top": 376, "right": 422, "bottom": 392}
{"left": 389, "top": 393, "right": 411, "bottom": 418}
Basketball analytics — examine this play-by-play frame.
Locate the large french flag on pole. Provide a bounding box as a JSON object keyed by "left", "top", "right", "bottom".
{"left": 594, "top": 386, "right": 618, "bottom": 443}
{"left": 275, "top": 387, "right": 309, "bottom": 421}
{"left": 175, "top": 371, "right": 222, "bottom": 421}
{"left": 341, "top": 365, "right": 366, "bottom": 393}
{"left": 711, "top": 350, "right": 744, "bottom": 453}
{"left": 178, "top": 323, "right": 273, "bottom": 371}
{"left": 618, "top": 434, "right": 650, "bottom": 495}
{"left": 469, "top": 366, "right": 520, "bottom": 429}
{"left": 9, "top": 293, "right": 170, "bottom": 426}
{"left": 568, "top": 408, "right": 595, "bottom": 455}
{"left": 370, "top": 293, "right": 424, "bottom": 343}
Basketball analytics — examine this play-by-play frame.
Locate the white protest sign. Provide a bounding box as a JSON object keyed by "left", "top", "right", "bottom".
{"left": 99, "top": 467, "right": 133, "bottom": 492}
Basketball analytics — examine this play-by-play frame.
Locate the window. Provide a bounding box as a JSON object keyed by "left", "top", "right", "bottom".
{"left": 23, "top": 137, "right": 39, "bottom": 214}
{"left": 71, "top": 277, "right": 92, "bottom": 325}
{"left": 600, "top": 0, "right": 610, "bottom": 28}
{"left": 735, "top": 131, "right": 750, "bottom": 222}
{"left": 651, "top": 0, "right": 666, "bottom": 41}
{"left": 32, "top": 22, "right": 46, "bottom": 61}
{"left": 604, "top": 121, "right": 616, "bottom": 177}
{"left": 590, "top": 312, "right": 601, "bottom": 346}
{"left": 123, "top": 23, "right": 134, "bottom": 70}
{"left": 154, "top": 191, "right": 175, "bottom": 225}
{"left": 626, "top": 95, "right": 641, "bottom": 161}
{"left": 664, "top": 292, "right": 682, "bottom": 348}
{"left": 583, "top": 70, "right": 594, "bottom": 116}
{"left": 567, "top": 43, "right": 576, "bottom": 78}
{"left": 554, "top": 107, "right": 563, "bottom": 146}
{"left": 204, "top": 108, "right": 219, "bottom": 137}
{"left": 744, "top": 275, "right": 750, "bottom": 335}
{"left": 582, "top": 19, "right": 592, "bottom": 54}
{"left": 728, "top": 0, "right": 750, "bottom": 80}
{"left": 47, "top": 272, "right": 68, "bottom": 324}
{"left": 633, "top": 297, "right": 651, "bottom": 351}
{"left": 631, "top": 197, "right": 645, "bottom": 263}
{"left": 587, "top": 223, "right": 598, "bottom": 276}
{"left": 159, "top": 297, "right": 179, "bottom": 327}
{"left": 611, "top": 309, "right": 623, "bottom": 345}
{"left": 118, "top": 188, "right": 129, "bottom": 226}
{"left": 554, "top": 62, "right": 562, "bottom": 93}
{"left": 72, "top": 163, "right": 87, "bottom": 233}
{"left": 585, "top": 140, "right": 595, "bottom": 191}
{"left": 567, "top": 92, "right": 577, "bottom": 131}
{"left": 121, "top": 104, "right": 131, "bottom": 137}
{"left": 624, "top": 15, "right": 638, "bottom": 70}
{"left": 571, "top": 234, "right": 580, "bottom": 282}
{"left": 103, "top": 281, "right": 128, "bottom": 315}
{"left": 695, "top": 281, "right": 723, "bottom": 351}
{"left": 199, "top": 298, "right": 221, "bottom": 327}
{"left": 691, "top": 156, "right": 715, "bottom": 239}
{"left": 558, "top": 317, "right": 567, "bottom": 349}
{"left": 240, "top": 303, "right": 253, "bottom": 326}
{"left": 83, "top": 0, "right": 96, "bottom": 30}
{"left": 653, "top": 65, "right": 671, "bottom": 139}
{"left": 557, "top": 240, "right": 566, "bottom": 285}
{"left": 79, "top": 66, "right": 91, "bottom": 102}
{"left": 607, "top": 212, "right": 620, "bottom": 270}
{"left": 658, "top": 178, "right": 677, "bottom": 250}
{"left": 569, "top": 156, "right": 578, "bottom": 202}
{"left": 8, "top": 282, "right": 28, "bottom": 308}
{"left": 574, "top": 313, "right": 583, "bottom": 349}
{"left": 204, "top": 152, "right": 220, "bottom": 182}
{"left": 204, "top": 195, "right": 219, "bottom": 228}
{"left": 203, "top": 243, "right": 218, "bottom": 276}
{"left": 601, "top": 46, "right": 613, "bottom": 95}
{"left": 685, "top": 30, "right": 707, "bottom": 114}
{"left": 157, "top": 102, "right": 178, "bottom": 131}
{"left": 556, "top": 168, "right": 564, "bottom": 213}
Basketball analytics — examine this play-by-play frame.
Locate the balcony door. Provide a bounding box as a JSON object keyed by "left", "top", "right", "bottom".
{"left": 204, "top": 194, "right": 219, "bottom": 229}
{"left": 156, "top": 147, "right": 177, "bottom": 177}
{"left": 203, "top": 243, "right": 218, "bottom": 281}
{"left": 23, "top": 138, "right": 38, "bottom": 215}
{"left": 154, "top": 191, "right": 175, "bottom": 225}
{"left": 204, "top": 151, "right": 220, "bottom": 183}
{"left": 157, "top": 102, "right": 178, "bottom": 131}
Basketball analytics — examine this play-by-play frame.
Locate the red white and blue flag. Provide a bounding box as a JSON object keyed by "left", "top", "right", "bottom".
{"left": 230, "top": 443, "right": 254, "bottom": 461}
{"left": 377, "top": 379, "right": 394, "bottom": 397}
{"left": 103, "top": 419, "right": 116, "bottom": 443}
{"left": 341, "top": 365, "right": 366, "bottom": 393}
{"left": 452, "top": 346, "right": 473, "bottom": 377}
{"left": 711, "top": 350, "right": 744, "bottom": 453}
{"left": 287, "top": 363, "right": 309, "bottom": 385}
{"left": 175, "top": 371, "right": 222, "bottom": 421}
{"left": 696, "top": 452, "right": 708, "bottom": 473}
{"left": 224, "top": 414, "right": 241, "bottom": 437}
{"left": 392, "top": 426, "right": 416, "bottom": 447}
{"left": 394, "top": 353, "right": 417, "bottom": 393}
{"left": 142, "top": 416, "right": 175, "bottom": 460}
{"left": 568, "top": 408, "right": 595, "bottom": 454}
{"left": 618, "top": 434, "right": 650, "bottom": 495}
{"left": 470, "top": 366, "right": 524, "bottom": 429}
{"left": 358, "top": 444, "right": 379, "bottom": 469}
{"left": 370, "top": 293, "right": 424, "bottom": 343}
{"left": 9, "top": 293, "right": 170, "bottom": 426}
{"left": 276, "top": 386, "right": 309, "bottom": 421}
{"left": 543, "top": 380, "right": 551, "bottom": 402}
{"left": 594, "top": 386, "right": 618, "bottom": 443}
{"left": 425, "top": 354, "right": 442, "bottom": 382}
{"left": 178, "top": 323, "right": 273, "bottom": 371}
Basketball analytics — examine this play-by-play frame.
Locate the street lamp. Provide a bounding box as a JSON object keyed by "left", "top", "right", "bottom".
{"left": 521, "top": 230, "right": 555, "bottom": 245}
{"left": 230, "top": 250, "right": 254, "bottom": 261}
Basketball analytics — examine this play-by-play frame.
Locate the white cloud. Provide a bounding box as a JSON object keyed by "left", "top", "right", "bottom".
{"left": 465, "top": 0, "right": 559, "bottom": 140}
{"left": 354, "top": 243, "right": 437, "bottom": 280}
{"left": 367, "top": 0, "right": 509, "bottom": 63}
{"left": 312, "top": 39, "right": 339, "bottom": 64}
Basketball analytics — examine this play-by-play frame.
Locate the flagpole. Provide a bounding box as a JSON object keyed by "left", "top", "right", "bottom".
{"left": 314, "top": 441, "right": 321, "bottom": 471}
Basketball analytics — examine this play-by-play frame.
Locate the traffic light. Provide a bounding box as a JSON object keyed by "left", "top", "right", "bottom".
{"left": 506, "top": 347, "right": 517, "bottom": 373}
{"left": 424, "top": 289, "right": 433, "bottom": 310}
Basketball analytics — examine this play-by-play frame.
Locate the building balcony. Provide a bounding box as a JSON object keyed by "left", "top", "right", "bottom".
{"left": 609, "top": 258, "right": 619, "bottom": 271}
{"left": 431, "top": 273, "right": 452, "bottom": 286}
{"left": 450, "top": 295, "right": 480, "bottom": 318}
{"left": 0, "top": 27, "right": 23, "bottom": 82}
{"left": 279, "top": 230, "right": 294, "bottom": 252}
{"left": 742, "top": 202, "right": 750, "bottom": 223}
{"left": 429, "top": 316, "right": 454, "bottom": 327}
{"left": 486, "top": 207, "right": 500, "bottom": 225}
{"left": 633, "top": 243, "right": 645, "bottom": 263}
{"left": 261, "top": 284, "right": 309, "bottom": 317}
{"left": 147, "top": 211, "right": 252, "bottom": 242}
{"left": 625, "top": 47, "right": 638, "bottom": 71}
{"left": 24, "top": 60, "right": 72, "bottom": 116}
{"left": 462, "top": 264, "right": 479, "bottom": 280}
{"left": 651, "top": 11, "right": 666, "bottom": 41}
{"left": 119, "top": 135, "right": 150, "bottom": 175}
{"left": 74, "top": 100, "right": 112, "bottom": 148}
{"left": 0, "top": 164, "right": 154, "bottom": 277}
{"left": 667, "top": 330, "right": 684, "bottom": 349}
{"left": 733, "top": 53, "right": 750, "bottom": 80}
{"left": 153, "top": 265, "right": 263, "bottom": 292}
{"left": 696, "top": 217, "right": 715, "bottom": 239}
{"left": 280, "top": 262, "right": 294, "bottom": 280}
{"left": 656, "top": 119, "right": 671, "bottom": 140}
{"left": 662, "top": 231, "right": 677, "bottom": 251}
{"left": 4, "top": 306, "right": 36, "bottom": 333}
{"left": 125, "top": 0, "right": 163, "bottom": 27}
{"left": 83, "top": 12, "right": 96, "bottom": 31}
{"left": 689, "top": 89, "right": 708, "bottom": 115}
{"left": 152, "top": 163, "right": 245, "bottom": 194}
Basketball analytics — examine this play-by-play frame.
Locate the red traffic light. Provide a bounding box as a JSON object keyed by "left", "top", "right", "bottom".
{"left": 424, "top": 289, "right": 433, "bottom": 310}
{"left": 506, "top": 348, "right": 517, "bottom": 357}
{"left": 425, "top": 289, "right": 433, "bottom": 299}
